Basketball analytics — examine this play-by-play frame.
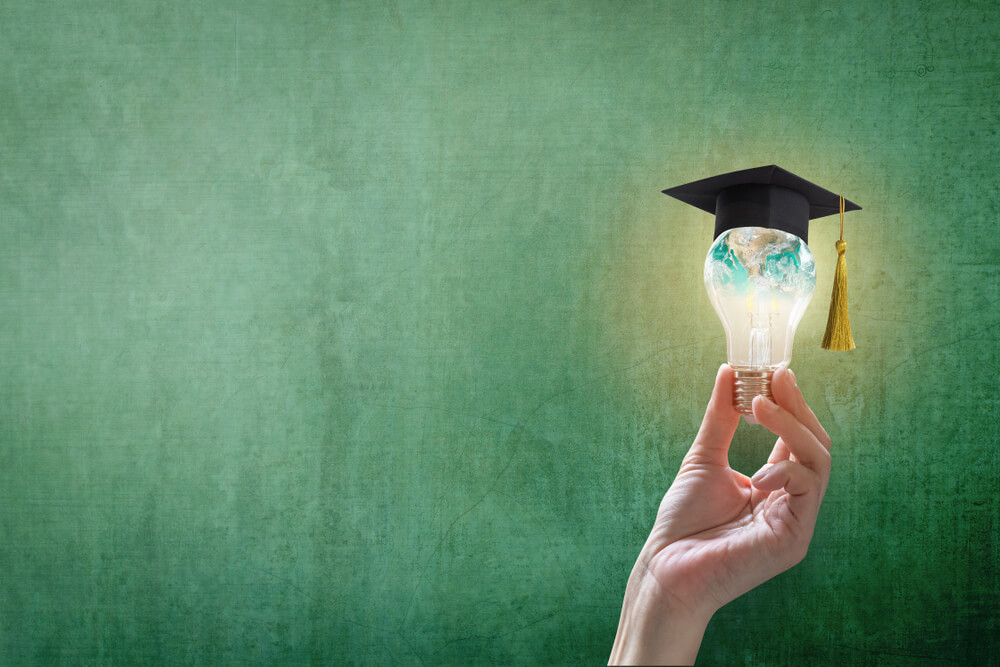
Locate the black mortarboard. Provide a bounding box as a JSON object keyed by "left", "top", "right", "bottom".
{"left": 661, "top": 164, "right": 861, "bottom": 244}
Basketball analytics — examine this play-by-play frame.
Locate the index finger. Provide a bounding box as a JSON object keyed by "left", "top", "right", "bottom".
{"left": 751, "top": 395, "right": 831, "bottom": 478}
{"left": 771, "top": 367, "right": 832, "bottom": 452}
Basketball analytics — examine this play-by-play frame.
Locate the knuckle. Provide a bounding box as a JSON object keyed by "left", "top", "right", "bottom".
{"left": 819, "top": 447, "right": 832, "bottom": 472}
{"left": 821, "top": 431, "right": 833, "bottom": 450}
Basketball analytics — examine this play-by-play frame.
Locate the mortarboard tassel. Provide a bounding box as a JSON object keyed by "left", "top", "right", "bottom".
{"left": 821, "top": 195, "right": 856, "bottom": 351}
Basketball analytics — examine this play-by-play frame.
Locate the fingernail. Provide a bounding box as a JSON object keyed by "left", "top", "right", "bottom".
{"left": 788, "top": 369, "right": 797, "bottom": 387}
{"left": 754, "top": 395, "right": 778, "bottom": 412}
{"left": 752, "top": 464, "right": 773, "bottom": 483}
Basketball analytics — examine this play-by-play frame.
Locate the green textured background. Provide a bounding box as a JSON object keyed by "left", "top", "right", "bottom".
{"left": 2, "top": 1, "right": 997, "bottom": 664}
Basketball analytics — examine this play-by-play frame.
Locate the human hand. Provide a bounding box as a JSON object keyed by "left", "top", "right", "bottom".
{"left": 609, "top": 364, "right": 832, "bottom": 665}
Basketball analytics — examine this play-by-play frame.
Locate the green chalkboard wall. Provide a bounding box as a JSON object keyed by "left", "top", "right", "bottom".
{"left": 2, "top": 1, "right": 997, "bottom": 663}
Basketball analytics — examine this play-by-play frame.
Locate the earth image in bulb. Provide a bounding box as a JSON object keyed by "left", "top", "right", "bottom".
{"left": 705, "top": 227, "right": 816, "bottom": 299}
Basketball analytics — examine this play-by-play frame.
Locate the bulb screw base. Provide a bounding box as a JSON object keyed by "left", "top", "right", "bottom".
{"left": 733, "top": 368, "right": 775, "bottom": 415}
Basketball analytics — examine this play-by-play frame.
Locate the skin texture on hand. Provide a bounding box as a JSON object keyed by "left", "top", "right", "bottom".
{"left": 609, "top": 364, "right": 832, "bottom": 665}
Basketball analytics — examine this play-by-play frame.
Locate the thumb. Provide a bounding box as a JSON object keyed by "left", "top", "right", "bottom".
{"left": 687, "top": 364, "right": 740, "bottom": 465}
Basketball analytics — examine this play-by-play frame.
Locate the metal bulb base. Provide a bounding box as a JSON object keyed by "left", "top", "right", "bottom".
{"left": 733, "top": 368, "right": 774, "bottom": 416}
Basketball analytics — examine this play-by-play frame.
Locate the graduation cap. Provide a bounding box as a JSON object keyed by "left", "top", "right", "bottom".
{"left": 662, "top": 164, "right": 860, "bottom": 351}
{"left": 660, "top": 164, "right": 861, "bottom": 244}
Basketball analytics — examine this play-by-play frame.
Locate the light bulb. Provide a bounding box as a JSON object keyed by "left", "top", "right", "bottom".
{"left": 704, "top": 226, "right": 816, "bottom": 414}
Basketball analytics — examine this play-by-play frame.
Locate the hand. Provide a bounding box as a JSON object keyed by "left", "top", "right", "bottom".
{"left": 609, "top": 364, "right": 832, "bottom": 665}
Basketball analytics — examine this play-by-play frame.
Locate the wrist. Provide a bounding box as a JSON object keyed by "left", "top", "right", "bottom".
{"left": 609, "top": 565, "right": 713, "bottom": 665}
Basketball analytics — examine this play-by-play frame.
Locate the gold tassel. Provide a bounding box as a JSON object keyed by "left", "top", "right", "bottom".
{"left": 821, "top": 195, "right": 856, "bottom": 351}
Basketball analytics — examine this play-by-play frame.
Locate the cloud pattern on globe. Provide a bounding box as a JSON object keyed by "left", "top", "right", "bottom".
{"left": 705, "top": 227, "right": 816, "bottom": 297}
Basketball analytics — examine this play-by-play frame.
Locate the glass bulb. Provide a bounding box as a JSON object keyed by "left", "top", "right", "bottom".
{"left": 704, "top": 227, "right": 816, "bottom": 414}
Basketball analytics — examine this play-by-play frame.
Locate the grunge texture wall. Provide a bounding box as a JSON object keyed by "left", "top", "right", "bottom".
{"left": 2, "top": 1, "right": 997, "bottom": 663}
